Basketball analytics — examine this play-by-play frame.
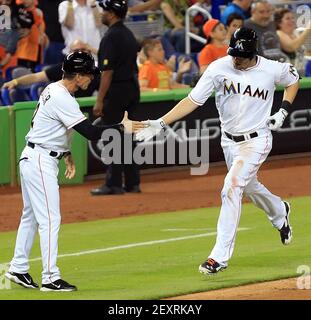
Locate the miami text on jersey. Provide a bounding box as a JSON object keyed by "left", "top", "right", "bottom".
{"left": 223, "top": 79, "right": 269, "bottom": 100}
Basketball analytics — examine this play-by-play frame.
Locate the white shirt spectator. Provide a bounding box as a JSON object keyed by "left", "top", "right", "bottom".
{"left": 58, "top": 0, "right": 102, "bottom": 60}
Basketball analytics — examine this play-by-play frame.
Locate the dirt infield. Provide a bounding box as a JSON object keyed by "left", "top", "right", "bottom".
{"left": 0, "top": 155, "right": 310, "bottom": 299}
{"left": 167, "top": 277, "right": 311, "bottom": 300}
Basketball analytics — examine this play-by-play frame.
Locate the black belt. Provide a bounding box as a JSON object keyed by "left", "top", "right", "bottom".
{"left": 27, "top": 142, "right": 69, "bottom": 160}
{"left": 224, "top": 131, "right": 258, "bottom": 142}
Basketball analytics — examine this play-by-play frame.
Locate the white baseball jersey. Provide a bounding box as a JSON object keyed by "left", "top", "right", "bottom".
{"left": 188, "top": 55, "right": 299, "bottom": 134}
{"left": 26, "top": 82, "right": 86, "bottom": 153}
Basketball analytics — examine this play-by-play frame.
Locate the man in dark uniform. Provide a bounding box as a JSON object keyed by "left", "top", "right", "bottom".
{"left": 91, "top": 0, "right": 141, "bottom": 195}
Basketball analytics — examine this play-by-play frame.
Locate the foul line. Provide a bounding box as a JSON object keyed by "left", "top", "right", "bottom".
{"left": 2, "top": 228, "right": 250, "bottom": 265}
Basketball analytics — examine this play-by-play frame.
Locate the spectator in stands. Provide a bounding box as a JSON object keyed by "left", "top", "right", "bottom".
{"left": 139, "top": 38, "right": 190, "bottom": 90}
{"left": 2, "top": 40, "right": 99, "bottom": 98}
{"left": 221, "top": 0, "right": 251, "bottom": 25}
{"left": 198, "top": 19, "right": 228, "bottom": 74}
{"left": 244, "top": 0, "right": 288, "bottom": 62}
{"left": 161, "top": 0, "right": 201, "bottom": 53}
{"left": 185, "top": 0, "right": 210, "bottom": 28}
{"left": 0, "top": 0, "right": 19, "bottom": 72}
{"left": 38, "top": 0, "right": 65, "bottom": 65}
{"left": 15, "top": 0, "right": 48, "bottom": 71}
{"left": 225, "top": 13, "right": 243, "bottom": 44}
{"left": 275, "top": 8, "right": 311, "bottom": 76}
{"left": 137, "top": 37, "right": 182, "bottom": 73}
{"left": 187, "top": 0, "right": 214, "bottom": 44}
{"left": 58, "top": 0, "right": 102, "bottom": 61}
{"left": 128, "top": 0, "right": 162, "bottom": 13}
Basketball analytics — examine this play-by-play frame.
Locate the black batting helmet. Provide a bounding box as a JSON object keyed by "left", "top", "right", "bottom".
{"left": 228, "top": 27, "right": 258, "bottom": 59}
{"left": 97, "top": 0, "right": 128, "bottom": 19}
{"left": 62, "top": 51, "right": 100, "bottom": 75}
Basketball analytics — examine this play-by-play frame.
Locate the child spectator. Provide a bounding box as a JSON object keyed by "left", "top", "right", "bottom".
{"left": 198, "top": 18, "right": 228, "bottom": 74}
{"left": 139, "top": 38, "right": 190, "bottom": 90}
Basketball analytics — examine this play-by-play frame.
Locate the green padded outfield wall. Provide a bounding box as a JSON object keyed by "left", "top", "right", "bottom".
{"left": 14, "top": 102, "right": 87, "bottom": 185}
{"left": 0, "top": 107, "right": 11, "bottom": 184}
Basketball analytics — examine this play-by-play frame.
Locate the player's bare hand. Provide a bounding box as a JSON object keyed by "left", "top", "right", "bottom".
{"left": 64, "top": 154, "right": 76, "bottom": 179}
{"left": 93, "top": 101, "right": 103, "bottom": 117}
{"left": 267, "top": 108, "right": 288, "bottom": 131}
{"left": 122, "top": 111, "right": 148, "bottom": 133}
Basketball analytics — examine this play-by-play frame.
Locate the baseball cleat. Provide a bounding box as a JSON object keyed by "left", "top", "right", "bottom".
{"left": 279, "top": 201, "right": 292, "bottom": 245}
{"left": 199, "top": 258, "right": 227, "bottom": 275}
{"left": 40, "top": 279, "right": 77, "bottom": 292}
{"left": 5, "top": 271, "right": 39, "bottom": 289}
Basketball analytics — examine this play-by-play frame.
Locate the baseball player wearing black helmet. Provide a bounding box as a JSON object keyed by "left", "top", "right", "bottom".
{"left": 5, "top": 51, "right": 145, "bottom": 292}
{"left": 228, "top": 27, "right": 258, "bottom": 59}
{"left": 62, "top": 50, "right": 100, "bottom": 75}
{"left": 136, "top": 27, "right": 300, "bottom": 275}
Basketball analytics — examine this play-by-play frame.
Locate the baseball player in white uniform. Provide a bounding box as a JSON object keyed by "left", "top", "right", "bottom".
{"left": 136, "top": 28, "right": 300, "bottom": 274}
{"left": 5, "top": 51, "right": 144, "bottom": 291}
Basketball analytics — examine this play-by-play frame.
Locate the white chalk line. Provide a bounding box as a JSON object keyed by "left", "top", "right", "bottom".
{"left": 1, "top": 227, "right": 250, "bottom": 265}
{"left": 162, "top": 228, "right": 215, "bottom": 231}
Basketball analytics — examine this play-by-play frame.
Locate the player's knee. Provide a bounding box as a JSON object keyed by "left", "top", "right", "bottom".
{"left": 221, "top": 182, "right": 235, "bottom": 200}
{"left": 222, "top": 178, "right": 244, "bottom": 200}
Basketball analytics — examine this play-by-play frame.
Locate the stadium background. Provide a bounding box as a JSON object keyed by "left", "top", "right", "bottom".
{"left": 0, "top": 0, "right": 311, "bottom": 300}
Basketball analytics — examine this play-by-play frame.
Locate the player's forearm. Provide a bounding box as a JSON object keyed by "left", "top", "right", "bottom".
{"left": 162, "top": 97, "right": 199, "bottom": 125}
{"left": 283, "top": 81, "right": 299, "bottom": 104}
{"left": 73, "top": 119, "right": 123, "bottom": 141}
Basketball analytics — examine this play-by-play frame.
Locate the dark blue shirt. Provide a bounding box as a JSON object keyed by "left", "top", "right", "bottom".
{"left": 221, "top": 3, "right": 248, "bottom": 25}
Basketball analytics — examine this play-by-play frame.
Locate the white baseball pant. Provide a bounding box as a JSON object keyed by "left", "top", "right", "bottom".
{"left": 209, "top": 129, "right": 287, "bottom": 266}
{"left": 9, "top": 145, "right": 61, "bottom": 284}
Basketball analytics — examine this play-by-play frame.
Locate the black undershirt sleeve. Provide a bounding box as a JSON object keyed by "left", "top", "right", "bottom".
{"left": 73, "top": 119, "right": 124, "bottom": 141}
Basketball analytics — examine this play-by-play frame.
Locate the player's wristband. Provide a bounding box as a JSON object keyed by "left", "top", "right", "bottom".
{"left": 158, "top": 118, "right": 166, "bottom": 128}
{"left": 281, "top": 100, "right": 292, "bottom": 113}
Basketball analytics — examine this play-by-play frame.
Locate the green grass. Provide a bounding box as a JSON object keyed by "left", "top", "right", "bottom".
{"left": 0, "top": 196, "right": 310, "bottom": 300}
